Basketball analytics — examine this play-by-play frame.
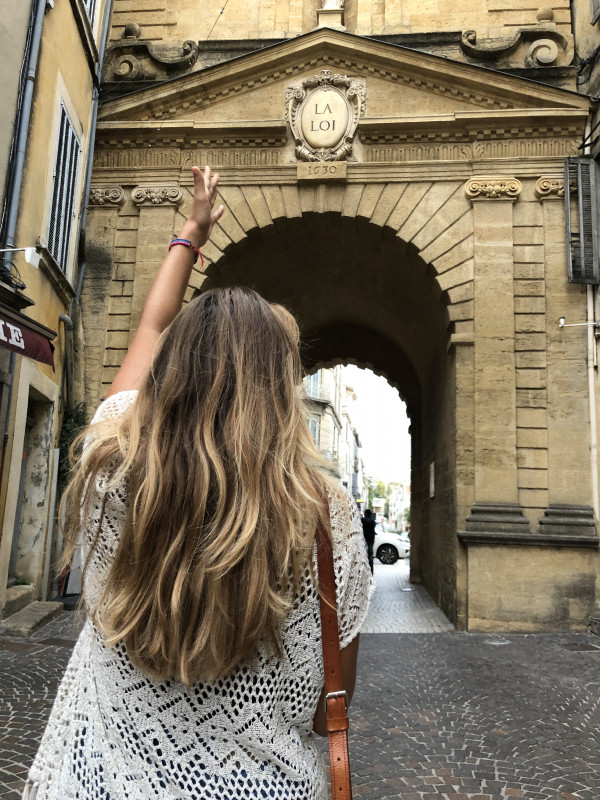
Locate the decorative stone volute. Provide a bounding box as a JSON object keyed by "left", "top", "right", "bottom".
{"left": 535, "top": 176, "right": 565, "bottom": 199}
{"left": 460, "top": 15, "right": 569, "bottom": 70}
{"left": 286, "top": 70, "right": 365, "bottom": 162}
{"left": 131, "top": 186, "right": 183, "bottom": 206}
{"left": 88, "top": 186, "right": 125, "bottom": 206}
{"left": 465, "top": 177, "right": 522, "bottom": 200}
{"left": 103, "top": 24, "right": 198, "bottom": 84}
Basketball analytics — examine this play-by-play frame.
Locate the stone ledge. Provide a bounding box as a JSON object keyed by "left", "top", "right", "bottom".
{"left": 459, "top": 500, "right": 599, "bottom": 548}
{"left": 459, "top": 529, "right": 600, "bottom": 548}
{"left": 2, "top": 585, "right": 35, "bottom": 619}
{"left": 0, "top": 601, "right": 63, "bottom": 638}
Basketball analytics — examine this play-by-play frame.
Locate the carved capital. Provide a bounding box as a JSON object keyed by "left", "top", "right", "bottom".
{"left": 89, "top": 186, "right": 125, "bottom": 206}
{"left": 465, "top": 177, "right": 522, "bottom": 200}
{"left": 132, "top": 185, "right": 183, "bottom": 206}
{"left": 535, "top": 176, "right": 565, "bottom": 200}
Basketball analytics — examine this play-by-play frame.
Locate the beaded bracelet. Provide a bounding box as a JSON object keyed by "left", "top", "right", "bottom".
{"left": 169, "top": 238, "right": 204, "bottom": 267}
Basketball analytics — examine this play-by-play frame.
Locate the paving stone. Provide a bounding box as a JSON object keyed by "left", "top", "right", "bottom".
{"left": 1, "top": 572, "right": 600, "bottom": 799}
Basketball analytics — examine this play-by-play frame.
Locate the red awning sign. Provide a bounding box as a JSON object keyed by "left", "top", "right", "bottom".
{"left": 0, "top": 313, "right": 55, "bottom": 370}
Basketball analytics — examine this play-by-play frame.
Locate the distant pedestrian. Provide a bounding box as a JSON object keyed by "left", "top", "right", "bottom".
{"left": 361, "top": 508, "right": 377, "bottom": 574}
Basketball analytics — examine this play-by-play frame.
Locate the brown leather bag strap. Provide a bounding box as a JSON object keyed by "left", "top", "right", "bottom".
{"left": 317, "top": 506, "right": 353, "bottom": 800}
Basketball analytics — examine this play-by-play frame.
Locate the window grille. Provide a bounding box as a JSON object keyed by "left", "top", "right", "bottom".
{"left": 47, "top": 104, "right": 81, "bottom": 274}
{"left": 564, "top": 157, "right": 600, "bottom": 285}
{"left": 83, "top": 0, "right": 97, "bottom": 25}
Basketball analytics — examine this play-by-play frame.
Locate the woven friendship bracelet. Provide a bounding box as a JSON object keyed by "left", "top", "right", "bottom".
{"left": 169, "top": 238, "right": 204, "bottom": 267}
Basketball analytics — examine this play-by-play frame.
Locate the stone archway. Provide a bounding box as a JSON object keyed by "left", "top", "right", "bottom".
{"left": 199, "top": 211, "right": 462, "bottom": 623}
{"left": 84, "top": 28, "right": 599, "bottom": 631}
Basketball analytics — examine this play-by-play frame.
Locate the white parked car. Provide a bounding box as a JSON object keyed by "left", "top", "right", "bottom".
{"left": 374, "top": 524, "right": 410, "bottom": 564}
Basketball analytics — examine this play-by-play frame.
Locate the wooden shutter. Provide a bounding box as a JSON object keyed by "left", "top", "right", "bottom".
{"left": 47, "top": 104, "right": 81, "bottom": 274}
{"left": 564, "top": 157, "right": 600, "bottom": 284}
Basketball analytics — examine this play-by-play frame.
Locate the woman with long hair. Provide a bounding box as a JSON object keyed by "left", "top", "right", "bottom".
{"left": 24, "top": 167, "right": 373, "bottom": 800}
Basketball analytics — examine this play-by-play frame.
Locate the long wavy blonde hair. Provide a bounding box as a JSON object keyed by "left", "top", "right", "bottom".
{"left": 61, "top": 287, "right": 337, "bottom": 684}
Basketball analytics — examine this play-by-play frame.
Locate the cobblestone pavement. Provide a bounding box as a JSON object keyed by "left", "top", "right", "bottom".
{"left": 362, "top": 561, "right": 455, "bottom": 633}
{"left": 2, "top": 588, "right": 600, "bottom": 799}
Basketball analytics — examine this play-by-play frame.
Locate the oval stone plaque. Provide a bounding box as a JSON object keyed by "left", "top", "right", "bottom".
{"left": 300, "top": 87, "right": 348, "bottom": 150}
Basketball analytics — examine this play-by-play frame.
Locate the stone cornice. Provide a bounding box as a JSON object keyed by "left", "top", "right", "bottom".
{"left": 358, "top": 108, "right": 588, "bottom": 144}
{"left": 465, "top": 176, "right": 522, "bottom": 199}
{"left": 88, "top": 163, "right": 577, "bottom": 186}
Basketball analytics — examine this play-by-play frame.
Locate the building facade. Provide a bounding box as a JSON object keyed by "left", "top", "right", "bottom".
{"left": 78, "top": 0, "right": 600, "bottom": 631}
{"left": 0, "top": 0, "right": 113, "bottom": 619}
{"left": 304, "top": 366, "right": 364, "bottom": 499}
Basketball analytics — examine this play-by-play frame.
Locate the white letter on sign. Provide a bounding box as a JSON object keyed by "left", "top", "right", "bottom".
{"left": 6, "top": 323, "right": 25, "bottom": 349}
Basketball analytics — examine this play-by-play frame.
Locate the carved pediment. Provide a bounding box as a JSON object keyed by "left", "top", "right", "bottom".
{"left": 93, "top": 28, "right": 590, "bottom": 171}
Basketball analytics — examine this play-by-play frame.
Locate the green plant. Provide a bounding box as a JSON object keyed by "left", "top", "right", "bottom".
{"left": 58, "top": 402, "right": 87, "bottom": 493}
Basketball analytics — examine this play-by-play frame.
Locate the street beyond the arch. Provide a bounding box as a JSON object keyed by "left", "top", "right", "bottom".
{"left": 1, "top": 560, "right": 599, "bottom": 800}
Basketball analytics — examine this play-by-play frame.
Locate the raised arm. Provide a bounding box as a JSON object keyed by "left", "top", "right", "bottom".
{"left": 106, "top": 166, "right": 224, "bottom": 397}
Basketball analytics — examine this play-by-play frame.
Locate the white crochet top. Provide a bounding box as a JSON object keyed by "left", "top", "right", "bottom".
{"left": 24, "top": 391, "right": 373, "bottom": 800}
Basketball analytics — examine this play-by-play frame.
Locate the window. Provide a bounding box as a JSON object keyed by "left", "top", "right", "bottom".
{"left": 593, "top": 0, "right": 600, "bottom": 25}
{"left": 308, "top": 415, "right": 320, "bottom": 446}
{"left": 305, "top": 371, "right": 320, "bottom": 397}
{"left": 83, "top": 0, "right": 98, "bottom": 25}
{"left": 47, "top": 104, "right": 81, "bottom": 274}
{"left": 564, "top": 157, "right": 600, "bottom": 284}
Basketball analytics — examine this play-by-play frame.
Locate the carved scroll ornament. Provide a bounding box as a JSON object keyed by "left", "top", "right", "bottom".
{"left": 105, "top": 23, "right": 198, "bottom": 82}
{"left": 465, "top": 177, "right": 522, "bottom": 200}
{"left": 535, "top": 177, "right": 565, "bottom": 199}
{"left": 89, "top": 186, "right": 125, "bottom": 206}
{"left": 460, "top": 13, "right": 569, "bottom": 70}
{"left": 286, "top": 70, "right": 365, "bottom": 162}
{"left": 132, "top": 186, "right": 183, "bottom": 206}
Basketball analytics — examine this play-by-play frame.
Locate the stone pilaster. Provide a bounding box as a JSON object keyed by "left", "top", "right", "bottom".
{"left": 468, "top": 177, "right": 521, "bottom": 504}
{"left": 83, "top": 186, "right": 126, "bottom": 409}
{"left": 539, "top": 178, "right": 593, "bottom": 508}
{"left": 130, "top": 184, "right": 184, "bottom": 337}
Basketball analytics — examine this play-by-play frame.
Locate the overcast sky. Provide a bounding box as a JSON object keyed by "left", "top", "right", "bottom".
{"left": 341, "top": 365, "right": 411, "bottom": 485}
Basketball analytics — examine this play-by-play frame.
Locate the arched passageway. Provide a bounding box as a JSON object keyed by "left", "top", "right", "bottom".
{"left": 201, "top": 213, "right": 461, "bottom": 623}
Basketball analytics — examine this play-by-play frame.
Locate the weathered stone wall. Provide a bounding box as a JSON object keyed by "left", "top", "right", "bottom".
{"left": 85, "top": 29, "right": 599, "bottom": 632}
{"left": 108, "top": 0, "right": 572, "bottom": 42}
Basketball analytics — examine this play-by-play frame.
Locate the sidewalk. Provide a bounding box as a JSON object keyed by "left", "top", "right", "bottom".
{"left": 1, "top": 565, "right": 599, "bottom": 799}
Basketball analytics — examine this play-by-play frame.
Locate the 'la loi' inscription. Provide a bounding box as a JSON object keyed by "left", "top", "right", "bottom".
{"left": 286, "top": 70, "right": 364, "bottom": 162}
{"left": 300, "top": 87, "right": 348, "bottom": 150}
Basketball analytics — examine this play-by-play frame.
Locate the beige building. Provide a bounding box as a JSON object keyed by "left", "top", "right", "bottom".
{"left": 305, "top": 369, "right": 364, "bottom": 498}
{"left": 78, "top": 0, "right": 600, "bottom": 632}
{"left": 304, "top": 367, "right": 345, "bottom": 475}
{"left": 0, "top": 0, "right": 114, "bottom": 621}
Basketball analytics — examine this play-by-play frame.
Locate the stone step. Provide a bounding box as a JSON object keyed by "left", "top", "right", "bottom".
{"left": 0, "top": 601, "right": 63, "bottom": 637}
{"left": 2, "top": 584, "right": 36, "bottom": 618}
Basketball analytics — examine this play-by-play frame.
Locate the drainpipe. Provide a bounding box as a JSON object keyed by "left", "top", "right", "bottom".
{"left": 586, "top": 286, "right": 599, "bottom": 520}
{"left": 0, "top": 0, "right": 48, "bottom": 499}
{"left": 1, "top": 0, "right": 47, "bottom": 271}
{"left": 582, "top": 116, "right": 600, "bottom": 521}
{"left": 74, "top": 0, "right": 115, "bottom": 308}
{"left": 58, "top": 314, "right": 74, "bottom": 410}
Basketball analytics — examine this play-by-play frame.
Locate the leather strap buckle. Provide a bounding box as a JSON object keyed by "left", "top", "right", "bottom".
{"left": 325, "top": 689, "right": 348, "bottom": 713}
